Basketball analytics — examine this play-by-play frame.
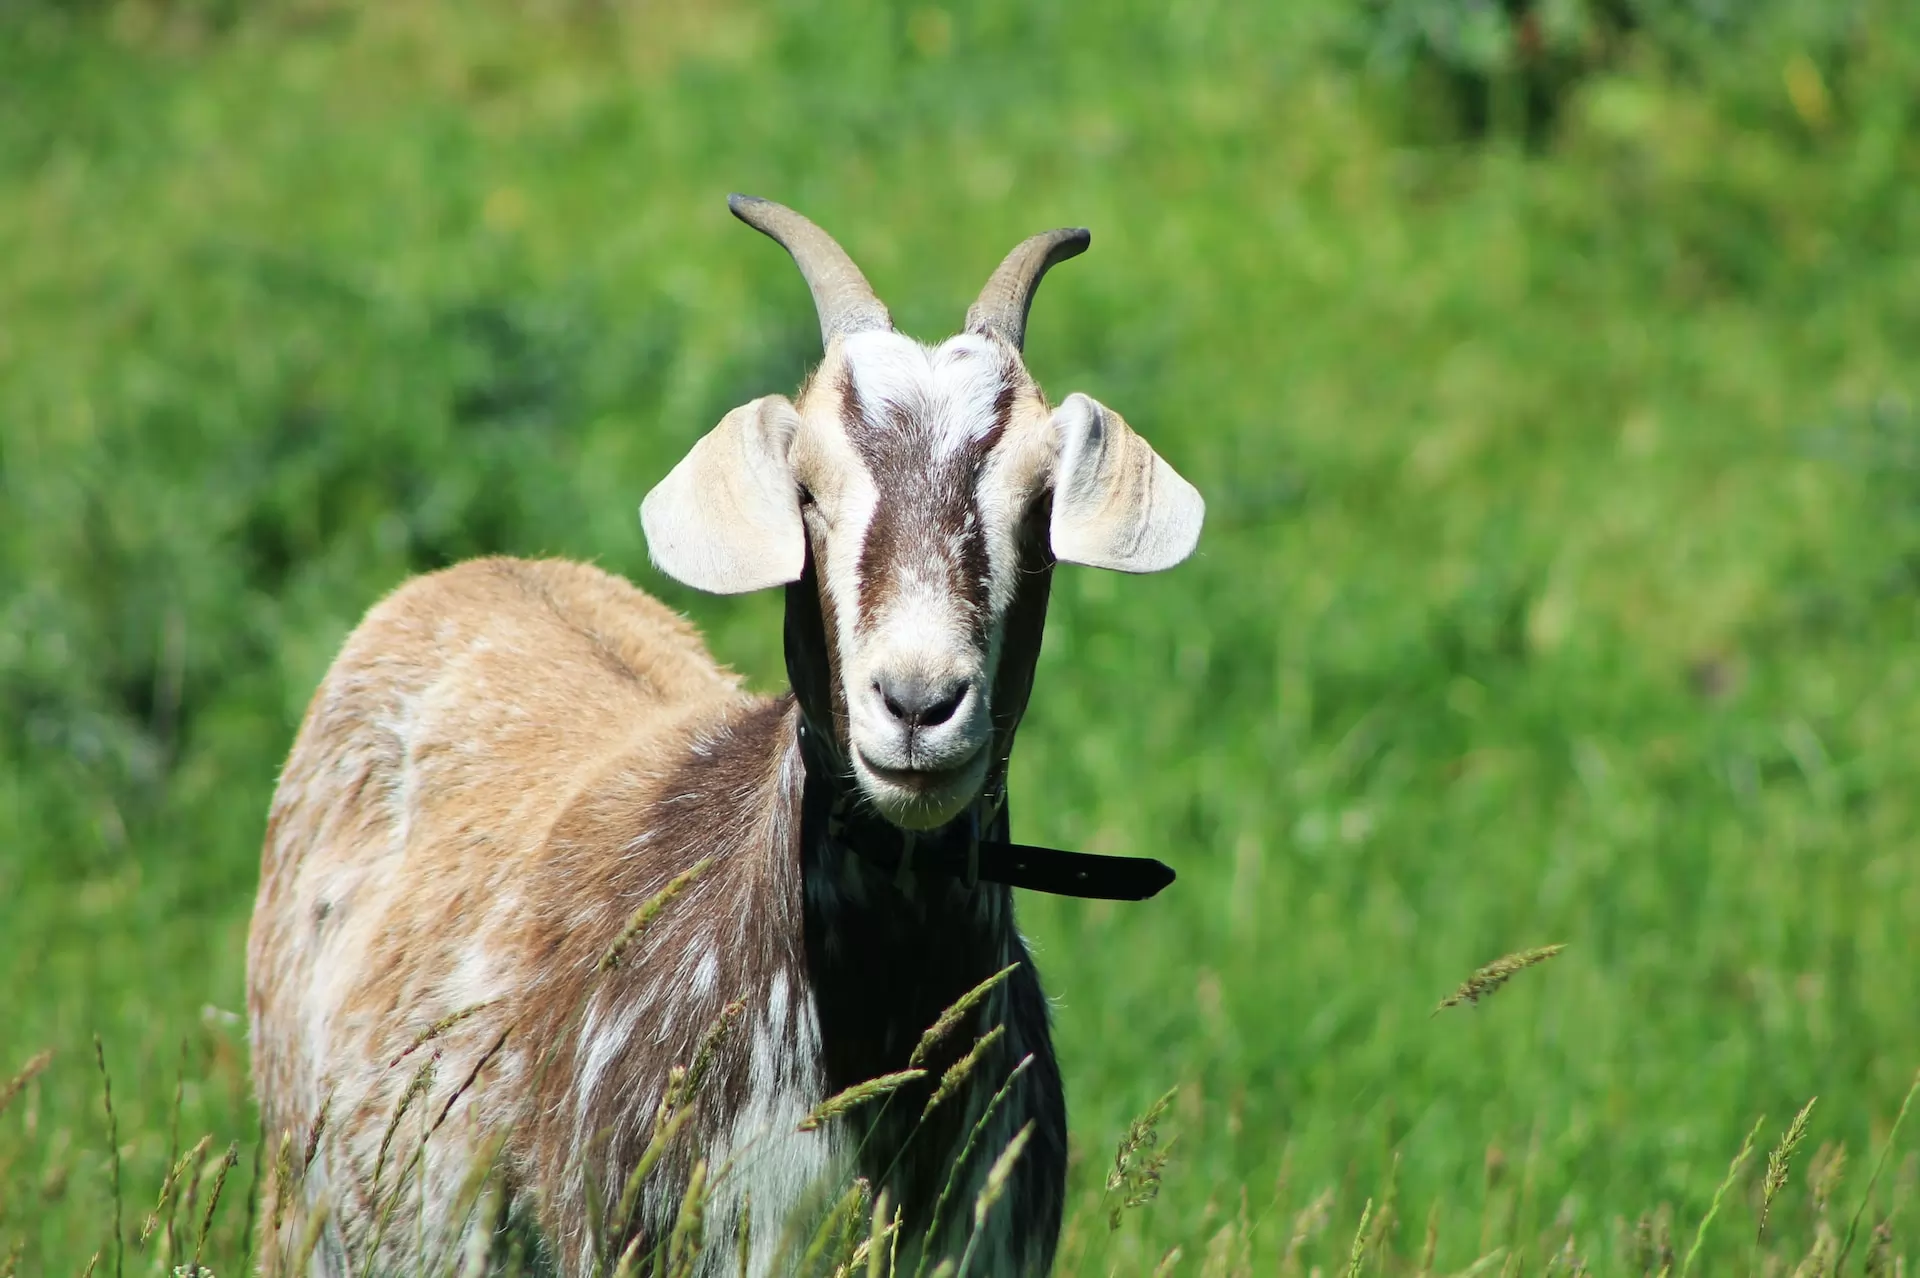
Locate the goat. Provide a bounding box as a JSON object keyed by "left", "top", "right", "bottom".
{"left": 246, "top": 196, "right": 1204, "bottom": 1276}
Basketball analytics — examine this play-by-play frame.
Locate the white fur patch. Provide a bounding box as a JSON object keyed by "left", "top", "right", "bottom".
{"left": 840, "top": 332, "right": 1012, "bottom": 457}
{"left": 691, "top": 948, "right": 720, "bottom": 998}
{"left": 697, "top": 994, "right": 843, "bottom": 1278}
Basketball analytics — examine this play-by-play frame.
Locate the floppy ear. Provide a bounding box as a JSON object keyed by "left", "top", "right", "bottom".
{"left": 1049, "top": 392, "right": 1204, "bottom": 572}
{"left": 641, "top": 396, "right": 806, "bottom": 594}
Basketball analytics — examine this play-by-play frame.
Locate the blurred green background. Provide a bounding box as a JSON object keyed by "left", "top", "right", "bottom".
{"left": 4, "top": 0, "right": 1920, "bottom": 1271}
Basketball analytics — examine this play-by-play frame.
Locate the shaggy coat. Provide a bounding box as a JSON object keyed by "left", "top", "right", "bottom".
{"left": 249, "top": 554, "right": 1062, "bottom": 1275}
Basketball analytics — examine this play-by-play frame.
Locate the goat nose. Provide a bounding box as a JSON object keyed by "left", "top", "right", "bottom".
{"left": 874, "top": 673, "right": 970, "bottom": 729}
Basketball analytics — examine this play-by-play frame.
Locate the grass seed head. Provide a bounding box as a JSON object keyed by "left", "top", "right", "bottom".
{"left": 653, "top": 1064, "right": 692, "bottom": 1141}
{"left": 736, "top": 1192, "right": 754, "bottom": 1278}
{"left": 142, "top": 1133, "right": 214, "bottom": 1244}
{"left": 294, "top": 1196, "right": 332, "bottom": 1270}
{"left": 616, "top": 1104, "right": 694, "bottom": 1239}
{"left": 798, "top": 1069, "right": 927, "bottom": 1132}
{"left": 865, "top": 1188, "right": 893, "bottom": 1278}
{"left": 600, "top": 860, "right": 712, "bottom": 973}
{"left": 374, "top": 1052, "right": 439, "bottom": 1190}
{"left": 1434, "top": 945, "right": 1566, "bottom": 1014}
{"left": 303, "top": 1089, "right": 334, "bottom": 1174}
{"left": 0, "top": 1049, "right": 52, "bottom": 1120}
{"left": 688, "top": 999, "right": 747, "bottom": 1095}
{"left": 917, "top": 1054, "right": 1037, "bottom": 1278}
{"left": 974, "top": 1120, "right": 1036, "bottom": 1233}
{"left": 908, "top": 963, "right": 1019, "bottom": 1071}
{"left": 267, "top": 1130, "right": 294, "bottom": 1240}
{"left": 1809, "top": 1141, "right": 1848, "bottom": 1215}
{"left": 796, "top": 1176, "right": 868, "bottom": 1277}
{"left": 922, "top": 1024, "right": 1006, "bottom": 1120}
{"left": 1761, "top": 1095, "right": 1817, "bottom": 1239}
{"left": 1107, "top": 1086, "right": 1178, "bottom": 1229}
{"left": 390, "top": 1002, "right": 495, "bottom": 1069}
{"left": 1344, "top": 1198, "right": 1375, "bottom": 1278}
{"left": 665, "top": 1159, "right": 710, "bottom": 1278}
{"left": 191, "top": 1141, "right": 240, "bottom": 1270}
{"left": 611, "top": 1232, "right": 647, "bottom": 1278}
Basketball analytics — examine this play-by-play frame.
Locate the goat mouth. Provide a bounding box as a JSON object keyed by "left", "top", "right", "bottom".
{"left": 857, "top": 746, "right": 986, "bottom": 795}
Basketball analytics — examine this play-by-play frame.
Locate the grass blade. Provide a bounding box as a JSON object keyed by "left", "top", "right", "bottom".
{"left": 1836, "top": 1067, "right": 1920, "bottom": 1275}
{"left": 1679, "top": 1113, "right": 1764, "bottom": 1278}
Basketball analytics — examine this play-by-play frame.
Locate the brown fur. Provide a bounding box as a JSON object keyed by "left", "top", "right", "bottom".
{"left": 249, "top": 553, "right": 1064, "bottom": 1275}
{"left": 251, "top": 559, "right": 756, "bottom": 1267}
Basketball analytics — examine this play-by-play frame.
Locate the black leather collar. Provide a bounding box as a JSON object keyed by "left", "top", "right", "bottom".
{"left": 798, "top": 718, "right": 1176, "bottom": 902}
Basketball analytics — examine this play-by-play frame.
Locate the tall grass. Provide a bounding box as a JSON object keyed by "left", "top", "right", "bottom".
{"left": 13, "top": 953, "right": 1906, "bottom": 1273}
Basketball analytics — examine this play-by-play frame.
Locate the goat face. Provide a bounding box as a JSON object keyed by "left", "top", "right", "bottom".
{"left": 642, "top": 198, "right": 1204, "bottom": 829}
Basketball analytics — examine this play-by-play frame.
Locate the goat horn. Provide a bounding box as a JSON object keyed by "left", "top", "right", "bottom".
{"left": 729, "top": 194, "right": 892, "bottom": 345}
{"left": 964, "top": 227, "right": 1091, "bottom": 351}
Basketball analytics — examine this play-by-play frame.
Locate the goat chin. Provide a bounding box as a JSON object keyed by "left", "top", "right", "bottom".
{"left": 852, "top": 750, "right": 991, "bottom": 830}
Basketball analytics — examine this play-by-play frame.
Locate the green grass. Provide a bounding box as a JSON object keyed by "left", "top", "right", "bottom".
{"left": 5, "top": 0, "right": 1920, "bottom": 1271}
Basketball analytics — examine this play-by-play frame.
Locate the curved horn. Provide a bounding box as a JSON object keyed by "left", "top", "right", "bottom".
{"left": 964, "top": 227, "right": 1091, "bottom": 351}
{"left": 729, "top": 194, "right": 891, "bottom": 345}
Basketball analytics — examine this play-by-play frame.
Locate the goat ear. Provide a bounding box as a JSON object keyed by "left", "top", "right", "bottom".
{"left": 641, "top": 396, "right": 806, "bottom": 594}
{"left": 1049, "top": 393, "right": 1204, "bottom": 573}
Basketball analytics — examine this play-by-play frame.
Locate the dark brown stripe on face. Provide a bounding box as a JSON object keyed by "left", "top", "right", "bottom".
{"left": 846, "top": 365, "right": 1017, "bottom": 638}
{"left": 987, "top": 373, "right": 1017, "bottom": 449}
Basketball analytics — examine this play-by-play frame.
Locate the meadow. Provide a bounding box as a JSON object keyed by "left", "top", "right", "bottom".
{"left": 4, "top": 0, "right": 1920, "bottom": 1271}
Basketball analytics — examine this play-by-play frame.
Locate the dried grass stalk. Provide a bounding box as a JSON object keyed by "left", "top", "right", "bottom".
{"left": 428, "top": 1027, "right": 512, "bottom": 1135}
{"left": 92, "top": 1035, "right": 123, "bottom": 1278}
